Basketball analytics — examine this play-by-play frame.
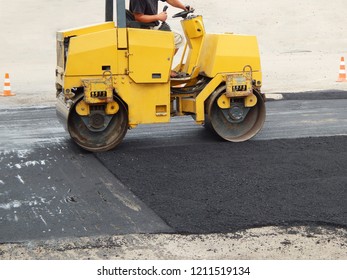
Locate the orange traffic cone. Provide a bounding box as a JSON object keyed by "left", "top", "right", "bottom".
{"left": 337, "top": 57, "right": 347, "bottom": 82}
{"left": 0, "top": 73, "right": 16, "bottom": 96}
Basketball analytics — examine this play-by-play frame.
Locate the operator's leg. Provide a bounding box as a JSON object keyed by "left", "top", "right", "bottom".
{"left": 171, "top": 30, "right": 185, "bottom": 77}
{"left": 173, "top": 31, "right": 184, "bottom": 49}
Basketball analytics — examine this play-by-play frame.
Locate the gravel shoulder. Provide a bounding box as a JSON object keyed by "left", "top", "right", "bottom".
{"left": 1, "top": 226, "right": 346, "bottom": 260}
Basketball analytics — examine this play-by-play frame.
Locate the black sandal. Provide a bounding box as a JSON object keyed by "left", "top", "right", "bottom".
{"left": 170, "top": 71, "right": 189, "bottom": 79}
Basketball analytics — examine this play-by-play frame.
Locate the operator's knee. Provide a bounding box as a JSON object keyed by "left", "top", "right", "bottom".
{"left": 174, "top": 31, "right": 184, "bottom": 49}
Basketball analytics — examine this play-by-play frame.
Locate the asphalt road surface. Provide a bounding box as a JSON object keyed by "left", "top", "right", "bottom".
{"left": 0, "top": 93, "right": 347, "bottom": 243}
{"left": 98, "top": 136, "right": 347, "bottom": 233}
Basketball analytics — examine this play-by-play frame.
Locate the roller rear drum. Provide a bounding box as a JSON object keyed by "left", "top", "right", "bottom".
{"left": 205, "top": 86, "right": 266, "bottom": 142}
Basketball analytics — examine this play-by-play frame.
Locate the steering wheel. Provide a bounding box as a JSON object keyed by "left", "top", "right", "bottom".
{"left": 172, "top": 7, "right": 195, "bottom": 19}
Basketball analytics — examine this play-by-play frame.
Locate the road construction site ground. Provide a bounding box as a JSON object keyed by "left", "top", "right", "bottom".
{"left": 0, "top": 95, "right": 346, "bottom": 260}
{"left": 0, "top": 0, "right": 347, "bottom": 260}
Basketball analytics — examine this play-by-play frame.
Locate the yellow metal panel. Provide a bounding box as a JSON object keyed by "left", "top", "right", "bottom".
{"left": 181, "top": 15, "right": 205, "bottom": 40}
{"left": 181, "top": 98, "right": 196, "bottom": 113}
{"left": 105, "top": 101, "right": 120, "bottom": 115}
{"left": 65, "top": 29, "right": 118, "bottom": 77}
{"left": 57, "top": 22, "right": 115, "bottom": 40}
{"left": 180, "top": 16, "right": 205, "bottom": 76}
{"left": 244, "top": 93, "right": 258, "bottom": 107}
{"left": 75, "top": 100, "right": 90, "bottom": 116}
{"left": 195, "top": 74, "right": 224, "bottom": 122}
{"left": 128, "top": 29, "right": 175, "bottom": 83}
{"left": 199, "top": 34, "right": 261, "bottom": 78}
{"left": 114, "top": 76, "right": 170, "bottom": 124}
{"left": 217, "top": 94, "right": 230, "bottom": 109}
{"left": 63, "top": 76, "right": 93, "bottom": 89}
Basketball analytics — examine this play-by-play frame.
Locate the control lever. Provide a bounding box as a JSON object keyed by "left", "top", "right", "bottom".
{"left": 159, "top": 5, "right": 171, "bottom": 31}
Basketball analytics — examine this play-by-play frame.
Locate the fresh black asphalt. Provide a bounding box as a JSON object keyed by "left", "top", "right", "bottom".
{"left": 97, "top": 136, "right": 347, "bottom": 233}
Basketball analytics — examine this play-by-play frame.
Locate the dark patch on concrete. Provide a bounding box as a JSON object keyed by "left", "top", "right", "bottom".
{"left": 97, "top": 136, "right": 347, "bottom": 233}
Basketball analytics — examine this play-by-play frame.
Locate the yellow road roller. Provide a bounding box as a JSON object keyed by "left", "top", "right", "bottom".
{"left": 56, "top": 0, "right": 266, "bottom": 152}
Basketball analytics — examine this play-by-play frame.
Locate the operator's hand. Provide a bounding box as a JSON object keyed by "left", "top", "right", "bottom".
{"left": 158, "top": 11, "right": 168, "bottom": 21}
{"left": 184, "top": 5, "right": 194, "bottom": 11}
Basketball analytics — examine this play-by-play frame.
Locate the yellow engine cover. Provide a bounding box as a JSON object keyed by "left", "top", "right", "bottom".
{"left": 198, "top": 33, "right": 261, "bottom": 80}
